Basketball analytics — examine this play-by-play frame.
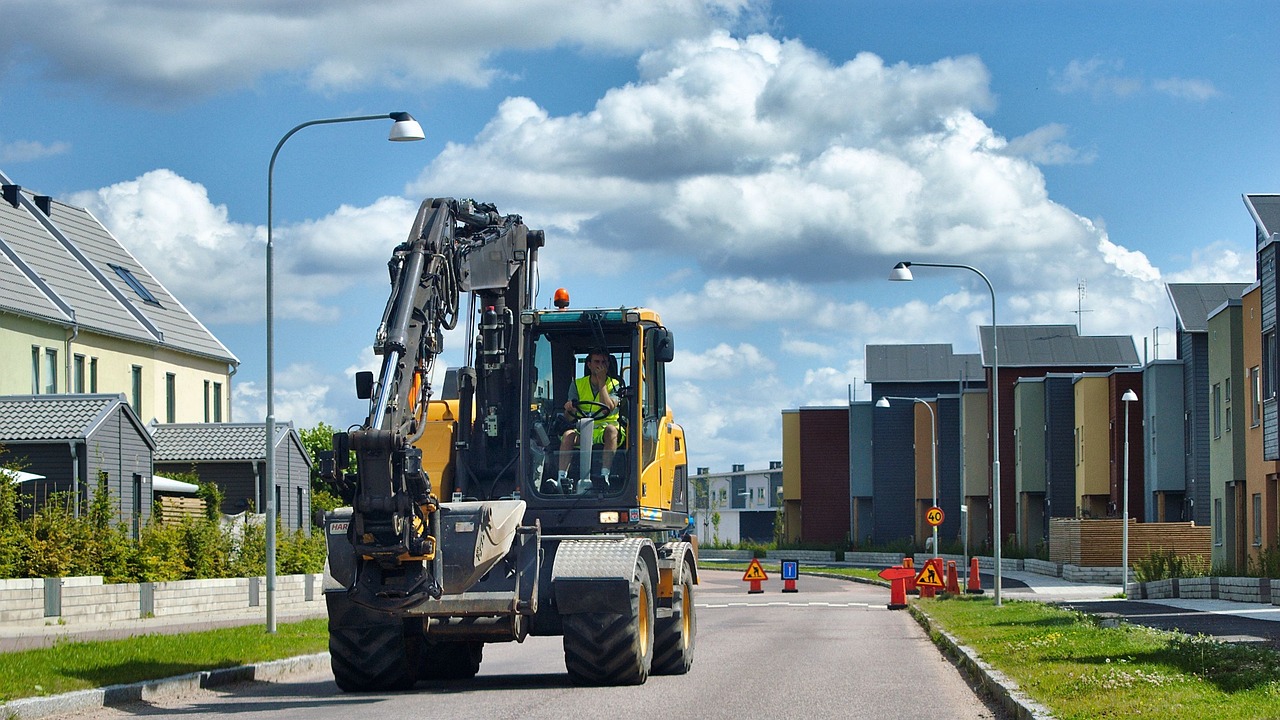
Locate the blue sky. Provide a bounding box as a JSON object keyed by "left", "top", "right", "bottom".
{"left": 1, "top": 0, "right": 1275, "bottom": 472}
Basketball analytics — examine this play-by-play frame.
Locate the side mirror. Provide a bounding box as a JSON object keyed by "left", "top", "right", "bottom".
{"left": 655, "top": 328, "right": 675, "bottom": 363}
{"left": 355, "top": 371, "right": 374, "bottom": 400}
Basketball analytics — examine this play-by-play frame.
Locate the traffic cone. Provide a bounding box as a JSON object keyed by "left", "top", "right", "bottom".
{"left": 966, "top": 556, "right": 984, "bottom": 594}
{"left": 946, "top": 561, "right": 961, "bottom": 594}
{"left": 888, "top": 575, "right": 908, "bottom": 610}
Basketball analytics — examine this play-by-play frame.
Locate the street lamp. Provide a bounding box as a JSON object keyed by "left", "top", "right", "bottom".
{"left": 890, "top": 260, "right": 1002, "bottom": 605}
{"left": 265, "top": 111, "right": 424, "bottom": 632}
{"left": 1121, "top": 388, "right": 1138, "bottom": 598}
{"left": 876, "top": 396, "right": 940, "bottom": 558}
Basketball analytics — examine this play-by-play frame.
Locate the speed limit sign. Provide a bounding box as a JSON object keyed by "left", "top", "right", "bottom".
{"left": 925, "top": 506, "right": 945, "bottom": 526}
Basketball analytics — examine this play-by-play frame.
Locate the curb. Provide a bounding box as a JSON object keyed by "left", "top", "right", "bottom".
{"left": 909, "top": 606, "right": 1056, "bottom": 720}
{"left": 0, "top": 653, "right": 330, "bottom": 720}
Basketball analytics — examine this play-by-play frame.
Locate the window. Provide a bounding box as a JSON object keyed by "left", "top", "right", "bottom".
{"left": 90, "top": 357, "right": 98, "bottom": 393}
{"left": 1252, "top": 366, "right": 1262, "bottom": 428}
{"left": 131, "top": 366, "right": 143, "bottom": 416}
{"left": 1268, "top": 331, "right": 1279, "bottom": 399}
{"left": 165, "top": 373, "right": 176, "bottom": 423}
{"left": 109, "top": 264, "right": 161, "bottom": 306}
{"left": 1225, "top": 377, "right": 1232, "bottom": 433}
{"left": 44, "top": 348, "right": 57, "bottom": 394}
{"left": 73, "top": 354, "right": 85, "bottom": 393}
{"left": 204, "top": 380, "right": 211, "bottom": 423}
{"left": 1254, "top": 494, "right": 1263, "bottom": 546}
{"left": 213, "top": 382, "right": 223, "bottom": 422}
{"left": 1212, "top": 383, "right": 1221, "bottom": 439}
{"left": 1214, "top": 499, "right": 1223, "bottom": 546}
{"left": 297, "top": 487, "right": 305, "bottom": 529}
{"left": 31, "top": 346, "right": 39, "bottom": 394}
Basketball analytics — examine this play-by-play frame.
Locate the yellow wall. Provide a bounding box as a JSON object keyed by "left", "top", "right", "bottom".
{"left": 961, "top": 392, "right": 989, "bottom": 498}
{"left": 914, "top": 402, "right": 937, "bottom": 502}
{"left": 782, "top": 410, "right": 801, "bottom": 501}
{"left": 1241, "top": 286, "right": 1276, "bottom": 559}
{"left": 1074, "top": 375, "right": 1110, "bottom": 514}
{"left": 1, "top": 318, "right": 232, "bottom": 423}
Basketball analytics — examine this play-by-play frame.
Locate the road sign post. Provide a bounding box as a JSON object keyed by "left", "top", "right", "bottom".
{"left": 878, "top": 565, "right": 915, "bottom": 610}
{"left": 742, "top": 558, "right": 768, "bottom": 594}
{"left": 780, "top": 559, "right": 799, "bottom": 593}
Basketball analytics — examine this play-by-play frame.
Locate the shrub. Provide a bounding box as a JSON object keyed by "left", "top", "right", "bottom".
{"left": 1133, "top": 549, "right": 1210, "bottom": 582}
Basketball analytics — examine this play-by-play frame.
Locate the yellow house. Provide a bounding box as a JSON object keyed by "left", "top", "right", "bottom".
{"left": 1073, "top": 373, "right": 1111, "bottom": 517}
{"left": 0, "top": 175, "right": 237, "bottom": 423}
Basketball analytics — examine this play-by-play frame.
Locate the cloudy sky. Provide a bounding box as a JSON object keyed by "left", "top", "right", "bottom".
{"left": 2, "top": 0, "right": 1275, "bottom": 472}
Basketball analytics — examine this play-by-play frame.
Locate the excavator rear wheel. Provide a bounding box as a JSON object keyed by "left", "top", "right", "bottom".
{"left": 561, "top": 559, "right": 654, "bottom": 685}
{"left": 652, "top": 570, "right": 696, "bottom": 674}
{"left": 327, "top": 593, "right": 419, "bottom": 692}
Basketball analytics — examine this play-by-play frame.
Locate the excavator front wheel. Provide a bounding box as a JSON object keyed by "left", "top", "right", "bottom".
{"left": 327, "top": 593, "right": 419, "bottom": 692}
{"left": 652, "top": 569, "right": 696, "bottom": 674}
{"left": 561, "top": 558, "right": 654, "bottom": 685}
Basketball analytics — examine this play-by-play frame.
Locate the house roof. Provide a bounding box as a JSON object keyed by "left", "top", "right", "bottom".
{"left": 0, "top": 171, "right": 237, "bottom": 365}
{"left": 1244, "top": 194, "right": 1280, "bottom": 242}
{"left": 151, "top": 422, "right": 310, "bottom": 465}
{"left": 864, "top": 344, "right": 984, "bottom": 383}
{"left": 978, "top": 325, "right": 1139, "bottom": 368}
{"left": 1166, "top": 283, "right": 1250, "bottom": 333}
{"left": 0, "top": 393, "right": 154, "bottom": 448}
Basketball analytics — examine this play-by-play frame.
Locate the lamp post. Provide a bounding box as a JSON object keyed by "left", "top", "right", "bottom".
{"left": 890, "top": 260, "right": 1002, "bottom": 605}
{"left": 265, "top": 112, "right": 424, "bottom": 632}
{"left": 876, "top": 396, "right": 939, "bottom": 558}
{"left": 1121, "top": 388, "right": 1138, "bottom": 598}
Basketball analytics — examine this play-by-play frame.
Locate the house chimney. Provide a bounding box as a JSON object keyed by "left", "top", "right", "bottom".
{"left": 769, "top": 461, "right": 782, "bottom": 469}
{"left": 34, "top": 196, "right": 52, "bottom": 216}
{"left": 732, "top": 464, "right": 744, "bottom": 473}
{"left": 696, "top": 467, "right": 709, "bottom": 475}
{"left": 2, "top": 185, "right": 19, "bottom": 208}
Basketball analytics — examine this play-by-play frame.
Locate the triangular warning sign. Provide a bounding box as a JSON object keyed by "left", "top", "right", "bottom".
{"left": 742, "top": 558, "right": 769, "bottom": 582}
{"left": 915, "top": 562, "right": 944, "bottom": 587}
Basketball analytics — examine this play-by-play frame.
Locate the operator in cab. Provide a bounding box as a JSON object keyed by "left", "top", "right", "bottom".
{"left": 553, "top": 348, "right": 624, "bottom": 493}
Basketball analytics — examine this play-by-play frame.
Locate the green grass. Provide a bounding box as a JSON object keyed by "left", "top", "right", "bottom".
{"left": 918, "top": 595, "right": 1280, "bottom": 720}
{"left": 0, "top": 619, "right": 328, "bottom": 703}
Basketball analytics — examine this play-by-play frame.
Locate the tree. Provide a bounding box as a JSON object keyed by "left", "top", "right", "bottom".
{"left": 299, "top": 422, "right": 345, "bottom": 513}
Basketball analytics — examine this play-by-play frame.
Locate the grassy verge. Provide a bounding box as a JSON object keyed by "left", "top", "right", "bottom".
{"left": 918, "top": 594, "right": 1280, "bottom": 720}
{"left": 0, "top": 619, "right": 328, "bottom": 703}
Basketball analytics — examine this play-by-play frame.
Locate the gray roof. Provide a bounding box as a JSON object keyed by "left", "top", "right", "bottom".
{"left": 978, "top": 325, "right": 1139, "bottom": 368}
{"left": 1244, "top": 194, "right": 1280, "bottom": 240}
{"left": 151, "top": 422, "right": 310, "bottom": 465}
{"left": 0, "top": 393, "right": 153, "bottom": 447}
{"left": 0, "top": 171, "right": 237, "bottom": 364}
{"left": 865, "top": 344, "right": 983, "bottom": 383}
{"left": 1166, "top": 283, "right": 1250, "bottom": 333}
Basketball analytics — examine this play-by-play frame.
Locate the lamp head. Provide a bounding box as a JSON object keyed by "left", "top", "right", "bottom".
{"left": 875, "top": 397, "right": 891, "bottom": 408}
{"left": 1122, "top": 389, "right": 1138, "bottom": 403}
{"left": 388, "top": 112, "right": 425, "bottom": 142}
{"left": 888, "top": 262, "right": 913, "bottom": 281}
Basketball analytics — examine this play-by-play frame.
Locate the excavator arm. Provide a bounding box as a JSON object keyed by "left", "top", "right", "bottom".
{"left": 322, "top": 197, "right": 542, "bottom": 609}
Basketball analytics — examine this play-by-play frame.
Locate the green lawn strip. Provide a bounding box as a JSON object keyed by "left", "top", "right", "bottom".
{"left": 916, "top": 595, "right": 1280, "bottom": 720}
{"left": 0, "top": 619, "right": 328, "bottom": 703}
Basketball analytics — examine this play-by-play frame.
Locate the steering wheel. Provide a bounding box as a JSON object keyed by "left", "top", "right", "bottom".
{"left": 570, "top": 400, "right": 612, "bottom": 421}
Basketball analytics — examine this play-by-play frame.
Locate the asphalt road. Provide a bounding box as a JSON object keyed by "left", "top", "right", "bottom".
{"left": 67, "top": 571, "right": 1008, "bottom": 720}
{"left": 1061, "top": 599, "right": 1280, "bottom": 650}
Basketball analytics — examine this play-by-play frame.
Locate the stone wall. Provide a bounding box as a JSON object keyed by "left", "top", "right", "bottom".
{"left": 0, "top": 574, "right": 325, "bottom": 626}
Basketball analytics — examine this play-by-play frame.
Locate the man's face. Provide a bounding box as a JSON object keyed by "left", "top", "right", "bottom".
{"left": 588, "top": 354, "right": 608, "bottom": 374}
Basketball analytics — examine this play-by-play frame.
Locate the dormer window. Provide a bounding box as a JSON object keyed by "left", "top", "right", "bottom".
{"left": 110, "top": 264, "right": 161, "bottom": 306}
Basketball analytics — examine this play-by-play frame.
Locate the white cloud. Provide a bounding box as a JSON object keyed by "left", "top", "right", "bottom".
{"left": 70, "top": 170, "right": 262, "bottom": 325}
{"left": 1053, "top": 57, "right": 1219, "bottom": 102}
{"left": 1000, "top": 124, "right": 1095, "bottom": 166}
{"left": 672, "top": 342, "right": 775, "bottom": 381}
{"left": 0, "top": 139, "right": 70, "bottom": 163}
{"left": 0, "top": 0, "right": 760, "bottom": 102}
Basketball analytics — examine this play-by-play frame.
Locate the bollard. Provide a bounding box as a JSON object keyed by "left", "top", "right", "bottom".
{"left": 966, "top": 556, "right": 984, "bottom": 594}
{"left": 878, "top": 565, "right": 914, "bottom": 610}
{"left": 946, "top": 560, "right": 961, "bottom": 594}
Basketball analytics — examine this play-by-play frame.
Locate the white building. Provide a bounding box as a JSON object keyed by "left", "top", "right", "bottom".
{"left": 692, "top": 462, "right": 783, "bottom": 545}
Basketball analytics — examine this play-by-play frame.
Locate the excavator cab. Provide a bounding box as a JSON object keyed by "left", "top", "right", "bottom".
{"left": 520, "top": 307, "right": 689, "bottom": 533}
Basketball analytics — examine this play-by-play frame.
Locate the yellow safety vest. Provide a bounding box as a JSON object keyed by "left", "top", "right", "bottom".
{"left": 575, "top": 375, "right": 620, "bottom": 425}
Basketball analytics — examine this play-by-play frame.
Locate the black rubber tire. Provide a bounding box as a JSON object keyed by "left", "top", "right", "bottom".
{"left": 420, "top": 641, "right": 483, "bottom": 680}
{"left": 652, "top": 570, "right": 696, "bottom": 675}
{"left": 562, "top": 559, "right": 654, "bottom": 685}
{"left": 327, "top": 593, "right": 419, "bottom": 692}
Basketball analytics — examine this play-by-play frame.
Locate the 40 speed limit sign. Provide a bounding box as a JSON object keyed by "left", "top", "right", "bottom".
{"left": 925, "top": 506, "right": 945, "bottom": 526}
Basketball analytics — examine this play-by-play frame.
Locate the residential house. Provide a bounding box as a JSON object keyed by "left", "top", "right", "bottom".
{"left": 0, "top": 173, "right": 238, "bottom": 424}
{"left": 151, "top": 422, "right": 313, "bottom": 531}
{"left": 692, "top": 463, "right": 783, "bottom": 545}
{"left": 0, "top": 393, "right": 155, "bottom": 535}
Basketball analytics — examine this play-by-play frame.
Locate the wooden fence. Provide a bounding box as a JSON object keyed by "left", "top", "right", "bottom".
{"left": 154, "top": 495, "right": 207, "bottom": 525}
{"left": 1049, "top": 518, "right": 1210, "bottom": 567}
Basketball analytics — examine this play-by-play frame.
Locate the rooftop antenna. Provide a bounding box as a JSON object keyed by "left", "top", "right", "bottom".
{"left": 1071, "top": 278, "right": 1092, "bottom": 333}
